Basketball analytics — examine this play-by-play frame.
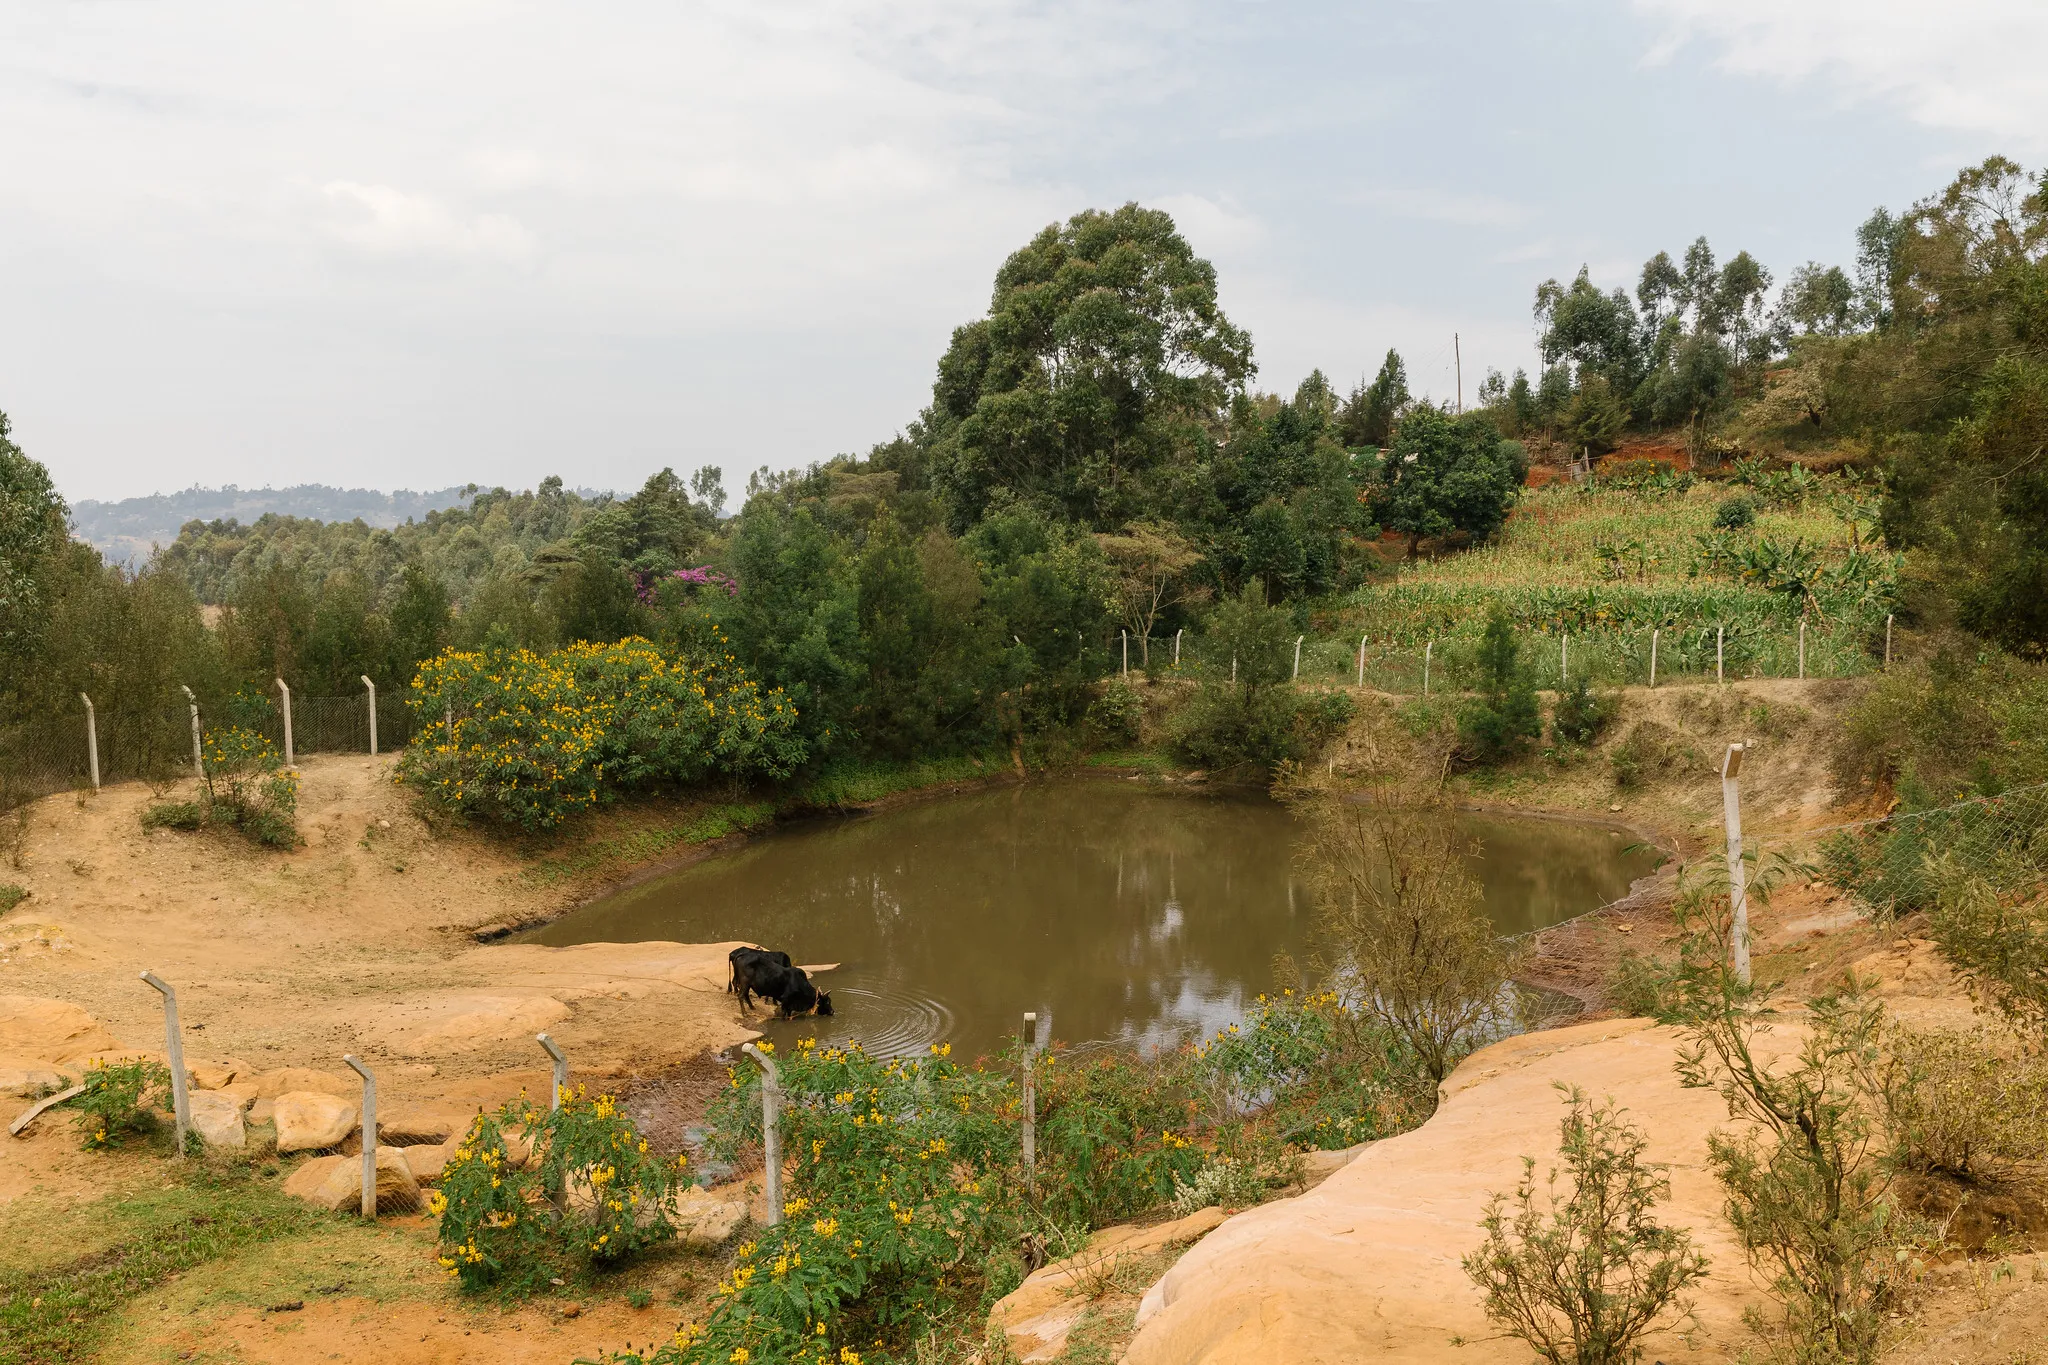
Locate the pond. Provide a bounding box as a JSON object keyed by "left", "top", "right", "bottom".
{"left": 525, "top": 777, "right": 1661, "bottom": 1059}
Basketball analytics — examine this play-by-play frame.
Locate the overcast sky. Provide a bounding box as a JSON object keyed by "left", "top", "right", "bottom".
{"left": 4, "top": 1, "right": 2043, "bottom": 504}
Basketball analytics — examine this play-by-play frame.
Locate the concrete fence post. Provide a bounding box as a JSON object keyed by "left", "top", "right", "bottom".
{"left": 1121, "top": 630, "right": 1128, "bottom": 677}
{"left": 444, "top": 702, "right": 454, "bottom": 753}
{"left": 274, "top": 678, "right": 294, "bottom": 768}
{"left": 1716, "top": 626, "right": 1725, "bottom": 685}
{"left": 1230, "top": 654, "right": 1236, "bottom": 685}
{"left": 180, "top": 686, "right": 203, "bottom": 781}
{"left": 537, "top": 1032, "right": 569, "bottom": 1111}
{"left": 1356, "top": 635, "right": 1366, "bottom": 688}
{"left": 1797, "top": 621, "right": 1807, "bottom": 681}
{"left": 1560, "top": 634, "right": 1569, "bottom": 688}
{"left": 361, "top": 677, "right": 378, "bottom": 756}
{"left": 80, "top": 693, "right": 100, "bottom": 792}
{"left": 1173, "top": 628, "right": 1182, "bottom": 669}
{"left": 1885, "top": 614, "right": 1894, "bottom": 671}
{"left": 1423, "top": 641, "right": 1433, "bottom": 697}
{"left": 1649, "top": 629, "right": 1659, "bottom": 688}
{"left": 1021, "top": 1012, "right": 1037, "bottom": 1196}
{"left": 742, "top": 1043, "right": 782, "bottom": 1225}
{"left": 139, "top": 971, "right": 192, "bottom": 1155}
{"left": 1721, "top": 744, "right": 1752, "bottom": 987}
{"left": 343, "top": 1054, "right": 377, "bottom": 1219}
{"left": 1292, "top": 635, "right": 1303, "bottom": 682}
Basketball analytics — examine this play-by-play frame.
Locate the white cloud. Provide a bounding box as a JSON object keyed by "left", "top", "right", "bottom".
{"left": 1347, "top": 186, "right": 1531, "bottom": 229}
{"left": 1149, "top": 194, "right": 1266, "bottom": 253}
{"left": 1632, "top": 0, "right": 2048, "bottom": 153}
{"left": 317, "top": 182, "right": 536, "bottom": 263}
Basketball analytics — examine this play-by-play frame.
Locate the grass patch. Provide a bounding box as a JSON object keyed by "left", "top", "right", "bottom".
{"left": 789, "top": 753, "right": 1000, "bottom": 807}
{"left": 0, "top": 883, "right": 26, "bottom": 913}
{"left": 1081, "top": 749, "right": 1177, "bottom": 772}
{"left": 519, "top": 800, "right": 777, "bottom": 888}
{"left": 0, "top": 1160, "right": 327, "bottom": 1364}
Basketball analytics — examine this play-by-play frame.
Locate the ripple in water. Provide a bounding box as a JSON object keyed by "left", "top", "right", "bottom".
{"left": 750, "top": 979, "right": 958, "bottom": 1059}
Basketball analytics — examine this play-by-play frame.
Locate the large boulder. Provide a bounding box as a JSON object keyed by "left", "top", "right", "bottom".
{"left": 402, "top": 1140, "right": 456, "bottom": 1184}
{"left": 315, "top": 1146, "right": 422, "bottom": 1213}
{"left": 0, "top": 995, "right": 121, "bottom": 1064}
{"left": 273, "top": 1091, "right": 357, "bottom": 1153}
{"left": 188, "top": 1090, "right": 247, "bottom": 1149}
{"left": 674, "top": 1185, "right": 749, "bottom": 1249}
{"left": 188, "top": 1057, "right": 250, "bottom": 1090}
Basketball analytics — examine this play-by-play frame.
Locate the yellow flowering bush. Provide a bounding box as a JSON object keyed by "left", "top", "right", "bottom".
{"left": 398, "top": 636, "right": 806, "bottom": 829}
{"left": 516, "top": 1084, "right": 685, "bottom": 1264}
{"left": 431, "top": 1109, "right": 548, "bottom": 1293}
{"left": 199, "top": 725, "right": 300, "bottom": 847}
{"left": 69, "top": 1058, "right": 171, "bottom": 1150}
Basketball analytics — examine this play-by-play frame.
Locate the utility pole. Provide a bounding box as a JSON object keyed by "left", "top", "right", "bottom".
{"left": 1454, "top": 333, "right": 1462, "bottom": 414}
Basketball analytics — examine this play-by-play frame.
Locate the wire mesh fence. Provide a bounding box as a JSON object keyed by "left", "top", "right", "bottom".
{"left": 1110, "top": 619, "right": 1881, "bottom": 694}
{"left": 0, "top": 688, "right": 414, "bottom": 816}
{"left": 1811, "top": 782, "right": 2048, "bottom": 921}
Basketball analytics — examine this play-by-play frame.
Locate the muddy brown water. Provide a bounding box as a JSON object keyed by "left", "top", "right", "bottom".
{"left": 527, "top": 777, "right": 1661, "bottom": 1058}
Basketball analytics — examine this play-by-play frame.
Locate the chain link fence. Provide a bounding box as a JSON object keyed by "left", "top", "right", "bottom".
{"left": 1110, "top": 619, "right": 1883, "bottom": 694}
{"left": 1812, "top": 782, "right": 2048, "bottom": 920}
{"left": 0, "top": 688, "right": 415, "bottom": 816}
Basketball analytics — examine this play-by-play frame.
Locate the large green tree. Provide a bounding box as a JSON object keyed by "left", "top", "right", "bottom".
{"left": 926, "top": 204, "right": 1253, "bottom": 530}
{"left": 1371, "top": 409, "right": 1525, "bottom": 556}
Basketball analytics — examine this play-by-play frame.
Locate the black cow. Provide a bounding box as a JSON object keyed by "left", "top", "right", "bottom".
{"left": 727, "top": 946, "right": 790, "bottom": 996}
{"left": 728, "top": 947, "right": 834, "bottom": 1018}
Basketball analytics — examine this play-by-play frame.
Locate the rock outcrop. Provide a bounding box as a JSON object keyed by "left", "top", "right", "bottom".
{"left": 0, "top": 994, "right": 122, "bottom": 1063}
{"left": 1122, "top": 1018, "right": 1775, "bottom": 1365}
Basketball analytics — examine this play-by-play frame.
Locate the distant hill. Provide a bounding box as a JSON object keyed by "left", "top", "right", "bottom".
{"left": 69, "top": 484, "right": 480, "bottom": 566}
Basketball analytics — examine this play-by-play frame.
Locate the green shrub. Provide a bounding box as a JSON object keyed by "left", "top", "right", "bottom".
{"left": 1664, "top": 885, "right": 1927, "bottom": 1365}
{"left": 1033, "top": 1047, "right": 1208, "bottom": 1229}
{"left": 139, "top": 801, "right": 205, "bottom": 833}
{"left": 199, "top": 727, "right": 299, "bottom": 848}
{"left": 1550, "top": 676, "right": 1617, "bottom": 748}
{"left": 1086, "top": 680, "right": 1145, "bottom": 746}
{"left": 70, "top": 1059, "right": 171, "bottom": 1150}
{"left": 1463, "top": 1086, "right": 1707, "bottom": 1365}
{"left": 1608, "top": 950, "right": 1674, "bottom": 1020}
{"left": 1609, "top": 723, "right": 1684, "bottom": 791}
{"left": 1194, "top": 989, "right": 1433, "bottom": 1150}
{"left": 1168, "top": 683, "right": 1353, "bottom": 776}
{"left": 1456, "top": 609, "right": 1539, "bottom": 767}
{"left": 0, "top": 883, "right": 25, "bottom": 913}
{"left": 1874, "top": 1021, "right": 2048, "bottom": 1180}
{"left": 400, "top": 636, "right": 807, "bottom": 830}
{"left": 1714, "top": 495, "right": 1758, "bottom": 530}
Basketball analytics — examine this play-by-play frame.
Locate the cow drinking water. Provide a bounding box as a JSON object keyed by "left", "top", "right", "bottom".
{"left": 727, "top": 946, "right": 833, "bottom": 1018}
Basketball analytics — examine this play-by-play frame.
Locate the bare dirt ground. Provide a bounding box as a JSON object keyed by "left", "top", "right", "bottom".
{"left": 1, "top": 755, "right": 769, "bottom": 1362}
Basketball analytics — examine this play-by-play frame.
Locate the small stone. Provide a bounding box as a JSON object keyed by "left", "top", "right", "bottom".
{"left": 559, "top": 1303, "right": 581, "bottom": 1319}
{"left": 274, "top": 1091, "right": 357, "bottom": 1153}
{"left": 188, "top": 1090, "right": 247, "bottom": 1148}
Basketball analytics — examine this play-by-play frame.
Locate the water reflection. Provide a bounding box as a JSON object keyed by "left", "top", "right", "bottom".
{"left": 527, "top": 779, "right": 1658, "bottom": 1058}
